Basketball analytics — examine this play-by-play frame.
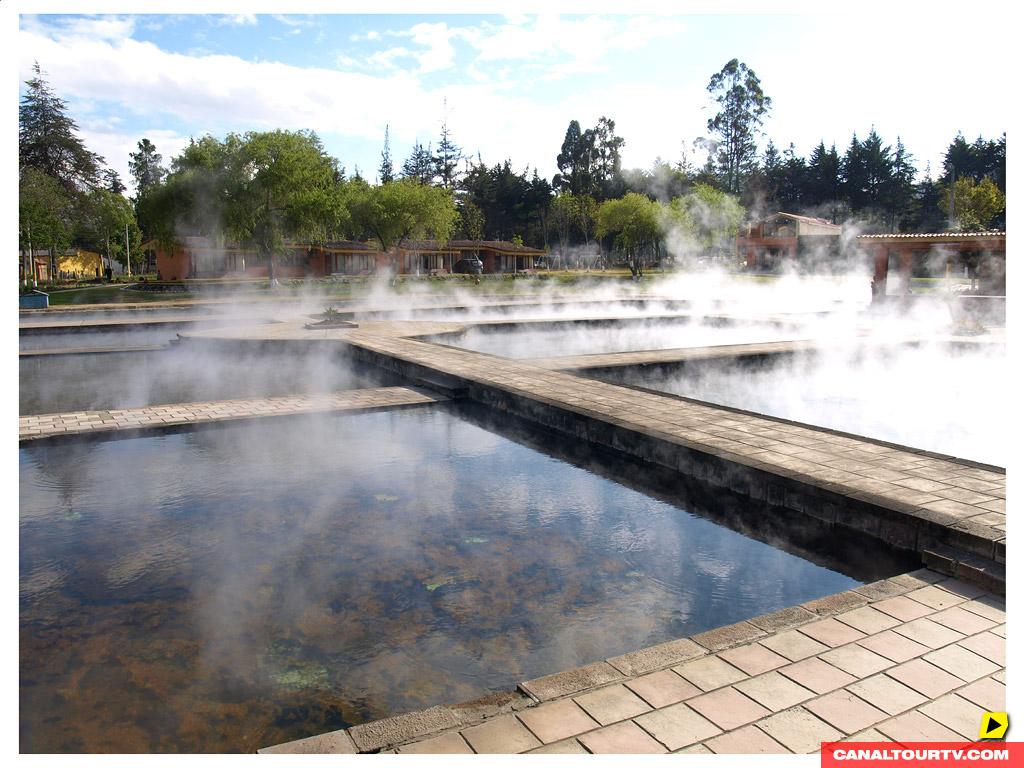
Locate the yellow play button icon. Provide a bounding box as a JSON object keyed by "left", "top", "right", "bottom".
{"left": 980, "top": 712, "right": 1009, "bottom": 739}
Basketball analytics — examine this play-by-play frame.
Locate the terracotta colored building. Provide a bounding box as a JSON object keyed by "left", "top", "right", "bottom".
{"left": 738, "top": 212, "right": 842, "bottom": 270}
{"left": 154, "top": 237, "right": 546, "bottom": 280}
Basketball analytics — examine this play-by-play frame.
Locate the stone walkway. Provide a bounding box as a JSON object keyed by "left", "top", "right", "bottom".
{"left": 18, "top": 386, "right": 446, "bottom": 442}
{"left": 260, "top": 569, "right": 1005, "bottom": 754}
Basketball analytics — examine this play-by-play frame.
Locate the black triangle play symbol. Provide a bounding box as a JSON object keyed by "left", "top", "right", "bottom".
{"left": 985, "top": 717, "right": 1002, "bottom": 736}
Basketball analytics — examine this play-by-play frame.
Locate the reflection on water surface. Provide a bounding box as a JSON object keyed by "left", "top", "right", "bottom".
{"left": 22, "top": 407, "right": 884, "bottom": 752}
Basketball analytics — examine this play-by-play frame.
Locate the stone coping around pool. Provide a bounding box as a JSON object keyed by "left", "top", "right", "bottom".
{"left": 258, "top": 568, "right": 1006, "bottom": 754}
{"left": 18, "top": 386, "right": 448, "bottom": 444}
{"left": 335, "top": 331, "right": 1005, "bottom": 569}
{"left": 20, "top": 344, "right": 170, "bottom": 357}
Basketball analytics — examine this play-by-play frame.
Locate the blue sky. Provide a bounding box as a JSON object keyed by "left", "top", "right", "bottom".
{"left": 16, "top": 5, "right": 1014, "bottom": 195}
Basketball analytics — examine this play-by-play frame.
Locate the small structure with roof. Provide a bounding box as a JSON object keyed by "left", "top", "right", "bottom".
{"left": 738, "top": 212, "right": 842, "bottom": 271}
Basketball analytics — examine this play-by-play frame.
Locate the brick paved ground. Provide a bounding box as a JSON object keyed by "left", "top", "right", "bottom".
{"left": 18, "top": 386, "right": 446, "bottom": 442}
{"left": 260, "top": 570, "right": 1005, "bottom": 754}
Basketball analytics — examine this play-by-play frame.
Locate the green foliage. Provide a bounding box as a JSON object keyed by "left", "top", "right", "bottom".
{"left": 19, "top": 62, "right": 103, "bottom": 194}
{"left": 347, "top": 177, "right": 457, "bottom": 254}
{"left": 596, "top": 192, "right": 661, "bottom": 260}
{"left": 704, "top": 59, "right": 772, "bottom": 195}
{"left": 939, "top": 177, "right": 1005, "bottom": 232}
{"left": 19, "top": 166, "right": 73, "bottom": 255}
{"left": 78, "top": 188, "right": 143, "bottom": 271}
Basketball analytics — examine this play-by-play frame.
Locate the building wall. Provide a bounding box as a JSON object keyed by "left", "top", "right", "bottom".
{"left": 57, "top": 250, "right": 103, "bottom": 280}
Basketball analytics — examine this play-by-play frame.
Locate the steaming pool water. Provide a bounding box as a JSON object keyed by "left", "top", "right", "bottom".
{"left": 19, "top": 405, "right": 913, "bottom": 753}
{"left": 602, "top": 340, "right": 1007, "bottom": 466}
{"left": 19, "top": 345, "right": 391, "bottom": 415}
{"left": 439, "top": 317, "right": 798, "bottom": 359}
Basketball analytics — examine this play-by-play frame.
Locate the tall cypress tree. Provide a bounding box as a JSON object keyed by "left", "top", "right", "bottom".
{"left": 378, "top": 124, "right": 394, "bottom": 184}
{"left": 19, "top": 62, "right": 102, "bottom": 193}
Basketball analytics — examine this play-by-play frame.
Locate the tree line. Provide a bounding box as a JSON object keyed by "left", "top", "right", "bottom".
{"left": 20, "top": 60, "right": 1006, "bottom": 284}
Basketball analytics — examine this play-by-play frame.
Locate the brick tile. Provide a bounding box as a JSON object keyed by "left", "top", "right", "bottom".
{"left": 577, "top": 721, "right": 667, "bottom": 754}
{"left": 872, "top": 595, "right": 934, "bottom": 622}
{"left": 574, "top": 684, "right": 651, "bottom": 726}
{"left": 719, "top": 643, "right": 789, "bottom": 675}
{"left": 779, "top": 658, "right": 857, "bottom": 694}
{"left": 905, "top": 585, "right": 967, "bottom": 610}
{"left": 920, "top": 694, "right": 988, "bottom": 739}
{"left": 991, "top": 624, "right": 1005, "bottom": 638}
{"left": 706, "top": 725, "right": 790, "bottom": 754}
{"left": 929, "top": 606, "right": 997, "bottom": 635}
{"left": 959, "top": 597, "right": 1006, "bottom": 623}
{"left": 957, "top": 631, "right": 1005, "bottom": 666}
{"left": 886, "top": 659, "right": 964, "bottom": 698}
{"left": 893, "top": 618, "right": 965, "bottom": 649}
{"left": 687, "top": 686, "right": 770, "bottom": 730}
{"left": 692, "top": 621, "right": 765, "bottom": 652}
{"left": 461, "top": 715, "right": 542, "bottom": 754}
{"left": 798, "top": 618, "right": 866, "bottom": 647}
{"left": 734, "top": 671, "right": 815, "bottom": 712}
{"left": 802, "top": 592, "right": 869, "bottom": 616}
{"left": 673, "top": 655, "right": 746, "bottom": 692}
{"left": 677, "top": 743, "right": 713, "bottom": 754}
{"left": 935, "top": 579, "right": 989, "bottom": 601}
{"left": 760, "top": 630, "right": 830, "bottom": 662}
{"left": 876, "top": 710, "right": 962, "bottom": 742}
{"left": 397, "top": 731, "right": 473, "bottom": 754}
{"left": 842, "top": 728, "right": 892, "bottom": 742}
{"left": 804, "top": 691, "right": 888, "bottom": 735}
{"left": 956, "top": 677, "right": 1005, "bottom": 712}
{"left": 756, "top": 707, "right": 844, "bottom": 753}
{"left": 625, "top": 669, "right": 700, "bottom": 709}
{"left": 820, "top": 644, "right": 894, "bottom": 677}
{"left": 516, "top": 699, "right": 598, "bottom": 744}
{"left": 834, "top": 606, "right": 901, "bottom": 634}
{"left": 527, "top": 739, "right": 588, "bottom": 754}
{"left": 992, "top": 669, "right": 1005, "bottom": 683}
{"left": 924, "top": 644, "right": 1000, "bottom": 682}
{"left": 857, "top": 630, "right": 930, "bottom": 663}
{"left": 633, "top": 702, "right": 721, "bottom": 750}
{"left": 847, "top": 674, "right": 927, "bottom": 715}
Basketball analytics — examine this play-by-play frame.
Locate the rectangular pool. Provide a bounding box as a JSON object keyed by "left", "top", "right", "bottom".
{"left": 20, "top": 405, "right": 913, "bottom": 752}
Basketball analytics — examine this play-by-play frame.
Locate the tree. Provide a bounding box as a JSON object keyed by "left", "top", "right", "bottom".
{"left": 147, "top": 130, "right": 346, "bottom": 284}
{"left": 595, "top": 192, "right": 661, "bottom": 275}
{"left": 129, "top": 138, "right": 166, "bottom": 196}
{"left": 378, "top": 125, "right": 394, "bottom": 184}
{"left": 553, "top": 120, "right": 595, "bottom": 196}
{"left": 19, "top": 167, "right": 73, "bottom": 283}
{"left": 939, "top": 177, "right": 1005, "bottom": 231}
{"left": 347, "top": 178, "right": 457, "bottom": 277}
{"left": 19, "top": 62, "right": 102, "bottom": 193}
{"left": 592, "top": 116, "right": 625, "bottom": 199}
{"left": 224, "top": 130, "right": 347, "bottom": 283}
{"left": 78, "top": 188, "right": 140, "bottom": 273}
{"left": 805, "top": 141, "right": 843, "bottom": 220}
{"left": 704, "top": 59, "right": 772, "bottom": 195}
{"left": 102, "top": 169, "right": 126, "bottom": 195}
{"left": 434, "top": 113, "right": 462, "bottom": 189}
{"left": 682, "top": 183, "right": 744, "bottom": 259}
{"left": 401, "top": 140, "right": 435, "bottom": 184}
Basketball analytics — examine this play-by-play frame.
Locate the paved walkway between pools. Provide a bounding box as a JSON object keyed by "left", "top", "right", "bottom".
{"left": 17, "top": 386, "right": 446, "bottom": 442}
{"left": 260, "top": 569, "right": 1006, "bottom": 754}
{"left": 176, "top": 319, "right": 1006, "bottom": 567}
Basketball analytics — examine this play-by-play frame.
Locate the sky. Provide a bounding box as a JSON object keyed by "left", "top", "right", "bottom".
{"left": 13, "top": 2, "right": 1015, "bottom": 197}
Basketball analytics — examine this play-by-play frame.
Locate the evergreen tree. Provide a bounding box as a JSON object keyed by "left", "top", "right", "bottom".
{"left": 401, "top": 140, "right": 435, "bottom": 184}
{"left": 378, "top": 124, "right": 394, "bottom": 184}
{"left": 885, "top": 137, "right": 916, "bottom": 230}
{"left": 102, "top": 168, "right": 126, "bottom": 195}
{"left": 760, "top": 140, "right": 784, "bottom": 207}
{"left": 592, "top": 116, "right": 625, "bottom": 199}
{"left": 434, "top": 115, "right": 462, "bottom": 189}
{"left": 805, "top": 142, "right": 842, "bottom": 219}
{"left": 554, "top": 120, "right": 595, "bottom": 196}
{"left": 19, "top": 62, "right": 102, "bottom": 193}
{"left": 129, "top": 138, "right": 166, "bottom": 197}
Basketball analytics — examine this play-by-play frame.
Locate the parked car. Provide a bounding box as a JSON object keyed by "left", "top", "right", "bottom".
{"left": 453, "top": 257, "right": 483, "bottom": 275}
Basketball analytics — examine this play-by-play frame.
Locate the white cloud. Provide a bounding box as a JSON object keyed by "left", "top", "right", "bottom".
{"left": 216, "top": 14, "right": 257, "bottom": 27}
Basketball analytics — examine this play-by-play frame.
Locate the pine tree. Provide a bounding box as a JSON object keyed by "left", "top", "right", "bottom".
{"left": 19, "top": 62, "right": 102, "bottom": 193}
{"left": 378, "top": 124, "right": 394, "bottom": 184}
{"left": 401, "top": 140, "right": 435, "bottom": 184}
{"left": 434, "top": 114, "right": 462, "bottom": 189}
